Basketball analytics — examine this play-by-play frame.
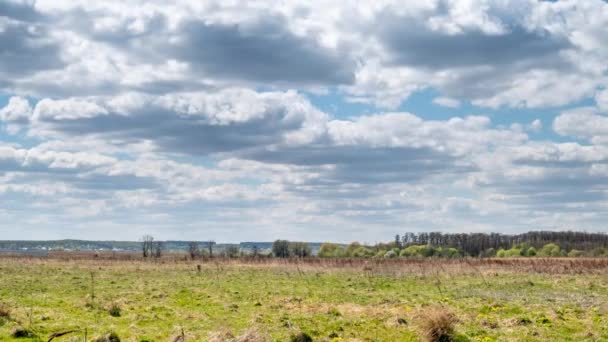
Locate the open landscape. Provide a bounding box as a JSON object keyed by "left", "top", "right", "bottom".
{"left": 1, "top": 256, "right": 607, "bottom": 341}
{"left": 3, "top": 0, "right": 608, "bottom": 341}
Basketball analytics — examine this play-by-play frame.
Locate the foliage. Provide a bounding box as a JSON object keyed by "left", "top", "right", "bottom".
{"left": 272, "top": 240, "right": 290, "bottom": 258}
{"left": 289, "top": 242, "right": 312, "bottom": 258}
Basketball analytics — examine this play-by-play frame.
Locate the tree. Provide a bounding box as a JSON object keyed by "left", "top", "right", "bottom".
{"left": 394, "top": 234, "right": 402, "bottom": 249}
{"left": 318, "top": 243, "right": 339, "bottom": 258}
{"left": 539, "top": 243, "right": 561, "bottom": 257}
{"left": 225, "top": 245, "right": 239, "bottom": 258}
{"left": 188, "top": 242, "right": 200, "bottom": 260}
{"left": 345, "top": 242, "right": 362, "bottom": 257}
{"left": 141, "top": 235, "right": 154, "bottom": 258}
{"left": 206, "top": 241, "right": 216, "bottom": 258}
{"left": 251, "top": 244, "right": 260, "bottom": 257}
{"left": 289, "top": 242, "right": 311, "bottom": 258}
{"left": 153, "top": 241, "right": 163, "bottom": 258}
{"left": 272, "top": 240, "right": 290, "bottom": 258}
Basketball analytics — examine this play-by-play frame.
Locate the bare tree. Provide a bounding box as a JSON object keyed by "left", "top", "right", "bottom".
{"left": 188, "top": 241, "right": 200, "bottom": 260}
{"left": 153, "top": 241, "right": 163, "bottom": 258}
{"left": 141, "top": 235, "right": 154, "bottom": 258}
{"left": 252, "top": 244, "right": 260, "bottom": 257}
{"left": 207, "top": 241, "right": 216, "bottom": 258}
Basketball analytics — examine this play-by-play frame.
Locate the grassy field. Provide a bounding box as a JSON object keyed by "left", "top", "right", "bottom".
{"left": 0, "top": 257, "right": 607, "bottom": 341}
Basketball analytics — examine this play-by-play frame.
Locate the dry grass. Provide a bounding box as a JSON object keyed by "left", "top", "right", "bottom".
{"left": 0, "top": 304, "right": 10, "bottom": 319}
{"left": 207, "top": 328, "right": 269, "bottom": 342}
{"left": 1, "top": 254, "right": 607, "bottom": 277}
{"left": 417, "top": 306, "right": 456, "bottom": 342}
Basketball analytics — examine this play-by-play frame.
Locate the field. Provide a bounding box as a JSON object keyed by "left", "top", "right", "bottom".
{"left": 0, "top": 257, "right": 607, "bottom": 341}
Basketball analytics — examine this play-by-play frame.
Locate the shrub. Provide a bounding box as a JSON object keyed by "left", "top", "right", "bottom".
{"left": 384, "top": 250, "right": 398, "bottom": 258}
{"left": 504, "top": 248, "right": 522, "bottom": 257}
{"left": 108, "top": 303, "right": 121, "bottom": 317}
{"left": 568, "top": 249, "right": 583, "bottom": 257}
{"left": 95, "top": 332, "right": 121, "bottom": 342}
{"left": 12, "top": 328, "right": 36, "bottom": 338}
{"left": 418, "top": 306, "right": 456, "bottom": 342}
{"left": 290, "top": 332, "right": 313, "bottom": 342}
{"left": 351, "top": 246, "right": 374, "bottom": 258}
{"left": 0, "top": 304, "right": 10, "bottom": 319}
{"left": 318, "top": 243, "right": 340, "bottom": 257}
{"left": 539, "top": 243, "right": 561, "bottom": 257}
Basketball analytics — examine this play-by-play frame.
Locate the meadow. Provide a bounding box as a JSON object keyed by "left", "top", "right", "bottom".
{"left": 0, "top": 256, "right": 607, "bottom": 341}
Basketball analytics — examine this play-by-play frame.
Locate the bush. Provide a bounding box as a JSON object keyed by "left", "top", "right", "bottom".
{"left": 290, "top": 332, "right": 313, "bottom": 342}
{"left": 568, "top": 249, "right": 583, "bottom": 257}
{"left": 108, "top": 303, "right": 121, "bottom": 317}
{"left": 418, "top": 306, "right": 456, "bottom": 342}
{"left": 351, "top": 246, "right": 374, "bottom": 258}
{"left": 0, "top": 304, "right": 10, "bottom": 319}
{"left": 96, "top": 332, "right": 120, "bottom": 342}
{"left": 12, "top": 328, "right": 36, "bottom": 338}
{"left": 539, "top": 243, "right": 561, "bottom": 257}
{"left": 384, "top": 250, "right": 398, "bottom": 258}
{"left": 318, "top": 243, "right": 340, "bottom": 258}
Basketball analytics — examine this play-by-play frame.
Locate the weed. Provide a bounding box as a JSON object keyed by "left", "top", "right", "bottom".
{"left": 11, "top": 327, "right": 36, "bottom": 339}
{"left": 418, "top": 306, "right": 456, "bottom": 342}
{"left": 108, "top": 303, "right": 121, "bottom": 317}
{"left": 290, "top": 332, "right": 313, "bottom": 342}
{"left": 95, "top": 331, "right": 121, "bottom": 342}
{"left": 0, "top": 304, "right": 10, "bottom": 319}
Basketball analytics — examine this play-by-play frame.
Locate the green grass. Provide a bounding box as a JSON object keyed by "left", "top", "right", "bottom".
{"left": 0, "top": 258, "right": 606, "bottom": 341}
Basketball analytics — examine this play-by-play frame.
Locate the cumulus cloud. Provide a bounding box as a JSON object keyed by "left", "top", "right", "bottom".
{"left": 433, "top": 97, "right": 461, "bottom": 108}
{"left": 0, "top": 2, "right": 64, "bottom": 81}
{"left": 553, "top": 107, "right": 608, "bottom": 145}
{"left": 1, "top": 0, "right": 608, "bottom": 239}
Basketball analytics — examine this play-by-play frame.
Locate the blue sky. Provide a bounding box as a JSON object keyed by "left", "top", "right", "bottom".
{"left": 1, "top": 0, "right": 607, "bottom": 242}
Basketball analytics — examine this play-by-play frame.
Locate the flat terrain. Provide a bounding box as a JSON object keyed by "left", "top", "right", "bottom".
{"left": 0, "top": 257, "right": 607, "bottom": 341}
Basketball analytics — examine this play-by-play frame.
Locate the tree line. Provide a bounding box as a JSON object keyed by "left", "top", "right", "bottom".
{"left": 140, "top": 231, "right": 608, "bottom": 259}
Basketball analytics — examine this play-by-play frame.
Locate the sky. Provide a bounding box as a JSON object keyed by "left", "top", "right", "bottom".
{"left": 0, "top": 0, "right": 607, "bottom": 242}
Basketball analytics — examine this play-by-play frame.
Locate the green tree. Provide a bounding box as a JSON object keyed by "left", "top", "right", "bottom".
{"left": 539, "top": 243, "right": 561, "bottom": 257}
{"left": 272, "top": 240, "right": 290, "bottom": 258}
{"left": 289, "top": 242, "right": 311, "bottom": 258}
{"left": 318, "top": 243, "right": 340, "bottom": 257}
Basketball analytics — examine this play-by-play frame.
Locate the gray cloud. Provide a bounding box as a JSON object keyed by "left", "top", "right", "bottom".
{"left": 0, "top": 19, "right": 64, "bottom": 79}
{"left": 243, "top": 145, "right": 473, "bottom": 185}
{"left": 379, "top": 17, "right": 571, "bottom": 69}
{"left": 174, "top": 17, "right": 354, "bottom": 85}
{"left": 73, "top": 12, "right": 355, "bottom": 87}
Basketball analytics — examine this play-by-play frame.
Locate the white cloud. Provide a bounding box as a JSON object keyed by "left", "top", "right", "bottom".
{"left": 554, "top": 107, "right": 608, "bottom": 145}
{"left": 597, "top": 89, "right": 608, "bottom": 112}
{"left": 432, "top": 96, "right": 461, "bottom": 108}
{"left": 1, "top": 0, "right": 608, "bottom": 240}
{"left": 527, "top": 119, "right": 542, "bottom": 133}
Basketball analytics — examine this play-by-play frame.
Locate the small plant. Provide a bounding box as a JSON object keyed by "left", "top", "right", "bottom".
{"left": 327, "top": 307, "right": 342, "bottom": 316}
{"left": 96, "top": 331, "right": 121, "bottom": 342}
{"left": 108, "top": 303, "right": 121, "bottom": 317}
{"left": 11, "top": 327, "right": 36, "bottom": 338}
{"left": 517, "top": 317, "right": 532, "bottom": 325}
{"left": 290, "top": 332, "right": 313, "bottom": 342}
{"left": 0, "top": 304, "right": 10, "bottom": 319}
{"left": 418, "top": 306, "right": 456, "bottom": 342}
